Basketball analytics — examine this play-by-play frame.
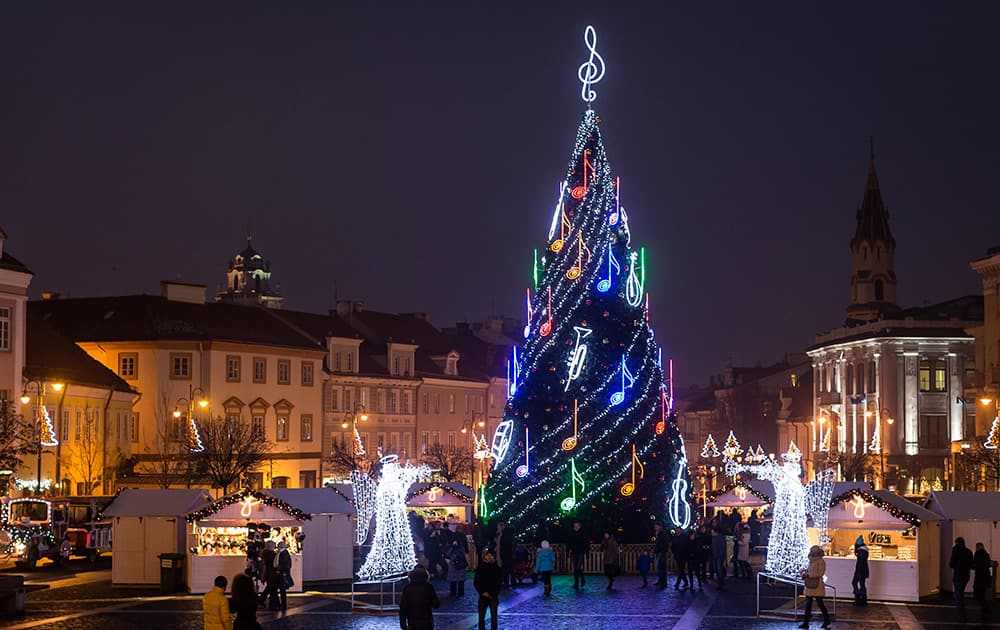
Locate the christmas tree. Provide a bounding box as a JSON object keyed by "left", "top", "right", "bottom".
{"left": 483, "top": 27, "right": 690, "bottom": 540}
{"left": 701, "top": 434, "right": 720, "bottom": 458}
{"left": 986, "top": 416, "right": 999, "bottom": 449}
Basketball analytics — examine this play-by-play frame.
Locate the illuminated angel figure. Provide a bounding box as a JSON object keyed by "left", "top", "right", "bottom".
{"left": 725, "top": 441, "right": 835, "bottom": 578}
{"left": 356, "top": 455, "right": 431, "bottom": 581}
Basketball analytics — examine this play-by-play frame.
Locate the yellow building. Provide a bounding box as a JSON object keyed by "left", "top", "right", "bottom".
{"left": 969, "top": 247, "right": 1000, "bottom": 436}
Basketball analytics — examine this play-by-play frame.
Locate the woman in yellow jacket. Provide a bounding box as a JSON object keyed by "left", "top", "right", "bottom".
{"left": 799, "top": 546, "right": 830, "bottom": 629}
{"left": 202, "top": 575, "right": 233, "bottom": 630}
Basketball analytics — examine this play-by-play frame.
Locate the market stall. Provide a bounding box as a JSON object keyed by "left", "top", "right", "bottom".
{"left": 406, "top": 482, "right": 474, "bottom": 524}
{"left": 925, "top": 490, "right": 1000, "bottom": 596}
{"left": 267, "top": 488, "right": 355, "bottom": 583}
{"left": 702, "top": 479, "right": 774, "bottom": 514}
{"left": 185, "top": 489, "right": 310, "bottom": 594}
{"left": 102, "top": 489, "right": 213, "bottom": 587}
{"left": 817, "top": 488, "right": 941, "bottom": 602}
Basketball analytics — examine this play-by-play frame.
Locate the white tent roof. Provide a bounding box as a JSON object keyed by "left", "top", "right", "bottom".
{"left": 102, "top": 488, "right": 213, "bottom": 517}
{"left": 266, "top": 488, "right": 356, "bottom": 516}
{"left": 925, "top": 491, "right": 1000, "bottom": 521}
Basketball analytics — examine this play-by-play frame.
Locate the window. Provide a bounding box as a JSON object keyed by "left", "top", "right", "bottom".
{"left": 434, "top": 394, "right": 440, "bottom": 414}
{"left": 920, "top": 359, "right": 948, "bottom": 393}
{"left": 918, "top": 414, "right": 948, "bottom": 449}
{"left": 334, "top": 352, "right": 342, "bottom": 371}
{"left": 302, "top": 361, "right": 314, "bottom": 386}
{"left": 404, "top": 357, "right": 411, "bottom": 376}
{"left": 856, "top": 363, "right": 865, "bottom": 395}
{"left": 253, "top": 357, "right": 266, "bottom": 383}
{"left": 346, "top": 352, "right": 354, "bottom": 372}
{"left": 301, "top": 414, "right": 313, "bottom": 441}
{"left": 61, "top": 410, "right": 70, "bottom": 442}
{"left": 934, "top": 361, "right": 947, "bottom": 392}
{"left": 447, "top": 431, "right": 456, "bottom": 448}
{"left": 330, "top": 388, "right": 339, "bottom": 411}
{"left": 277, "top": 360, "right": 290, "bottom": 385}
{"left": 432, "top": 431, "right": 440, "bottom": 445}
{"left": 389, "top": 432, "right": 399, "bottom": 453}
{"left": 276, "top": 415, "right": 289, "bottom": 441}
{"left": 361, "top": 432, "right": 370, "bottom": 453}
{"left": 402, "top": 433, "right": 412, "bottom": 457}
{"left": 375, "top": 389, "right": 384, "bottom": 413}
{"left": 226, "top": 356, "right": 241, "bottom": 382}
{"left": 359, "top": 387, "right": 368, "bottom": 408}
{"left": 448, "top": 393, "right": 455, "bottom": 414}
{"left": 299, "top": 471, "right": 317, "bottom": 488}
{"left": 272, "top": 476, "right": 289, "bottom": 489}
{"left": 118, "top": 353, "right": 138, "bottom": 379}
{"left": 401, "top": 391, "right": 410, "bottom": 414}
{"left": 75, "top": 409, "right": 82, "bottom": 441}
{"left": 489, "top": 392, "right": 495, "bottom": 408}
{"left": 868, "top": 361, "right": 876, "bottom": 392}
{"left": 344, "top": 388, "right": 352, "bottom": 411}
{"left": 394, "top": 356, "right": 400, "bottom": 376}
{"left": 130, "top": 413, "right": 139, "bottom": 442}
{"left": 422, "top": 394, "right": 429, "bottom": 414}
{"left": 919, "top": 359, "right": 931, "bottom": 392}
{"left": 170, "top": 353, "right": 192, "bottom": 379}
{"left": 377, "top": 433, "right": 386, "bottom": 453}
{"left": 389, "top": 390, "right": 398, "bottom": 413}
{"left": 422, "top": 431, "right": 429, "bottom": 453}
{"left": 446, "top": 356, "right": 457, "bottom": 375}
{"left": 0, "top": 306, "right": 9, "bottom": 351}
{"left": 252, "top": 415, "right": 265, "bottom": 439}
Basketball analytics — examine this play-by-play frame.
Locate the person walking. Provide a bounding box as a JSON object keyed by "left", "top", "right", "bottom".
{"left": 447, "top": 539, "right": 469, "bottom": 597}
{"left": 259, "top": 540, "right": 277, "bottom": 608}
{"left": 475, "top": 550, "right": 502, "bottom": 630}
{"left": 230, "top": 573, "right": 261, "bottom": 630}
{"left": 569, "top": 521, "right": 589, "bottom": 590}
{"left": 273, "top": 541, "right": 291, "bottom": 611}
{"left": 737, "top": 525, "right": 752, "bottom": 579}
{"left": 637, "top": 550, "right": 652, "bottom": 588}
{"left": 852, "top": 536, "right": 869, "bottom": 607}
{"left": 799, "top": 545, "right": 830, "bottom": 629}
{"left": 653, "top": 522, "right": 670, "bottom": 589}
{"left": 710, "top": 525, "right": 727, "bottom": 590}
{"left": 950, "top": 536, "right": 974, "bottom": 623}
{"left": 748, "top": 509, "right": 762, "bottom": 550}
{"left": 202, "top": 575, "right": 232, "bottom": 630}
{"left": 472, "top": 518, "right": 488, "bottom": 563}
{"left": 671, "top": 530, "right": 691, "bottom": 590}
{"left": 495, "top": 522, "right": 515, "bottom": 589}
{"left": 601, "top": 531, "right": 620, "bottom": 591}
{"left": 535, "top": 540, "right": 555, "bottom": 595}
{"left": 693, "top": 524, "right": 711, "bottom": 586}
{"left": 973, "top": 541, "right": 992, "bottom": 623}
{"left": 399, "top": 565, "right": 441, "bottom": 630}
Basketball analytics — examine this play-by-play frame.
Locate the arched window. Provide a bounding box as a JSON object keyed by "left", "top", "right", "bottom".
{"left": 875, "top": 279, "right": 884, "bottom": 301}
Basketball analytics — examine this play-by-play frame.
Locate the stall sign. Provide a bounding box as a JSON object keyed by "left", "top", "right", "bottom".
{"left": 868, "top": 532, "right": 892, "bottom": 545}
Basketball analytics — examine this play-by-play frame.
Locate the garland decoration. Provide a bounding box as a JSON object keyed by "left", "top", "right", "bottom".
{"left": 185, "top": 489, "right": 311, "bottom": 522}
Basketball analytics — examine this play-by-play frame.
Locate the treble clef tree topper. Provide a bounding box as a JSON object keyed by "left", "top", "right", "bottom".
{"left": 578, "top": 25, "right": 606, "bottom": 105}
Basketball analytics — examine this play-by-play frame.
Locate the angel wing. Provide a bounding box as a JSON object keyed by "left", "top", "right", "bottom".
{"left": 351, "top": 469, "right": 379, "bottom": 545}
{"left": 804, "top": 468, "right": 837, "bottom": 543}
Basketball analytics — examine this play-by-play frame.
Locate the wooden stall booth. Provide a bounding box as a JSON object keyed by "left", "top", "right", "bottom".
{"left": 406, "top": 482, "right": 474, "bottom": 525}
{"left": 267, "top": 488, "right": 356, "bottom": 583}
{"left": 101, "top": 489, "right": 212, "bottom": 587}
{"left": 925, "top": 490, "right": 1000, "bottom": 596}
{"left": 186, "top": 489, "right": 309, "bottom": 594}
{"left": 820, "top": 488, "right": 941, "bottom": 602}
{"left": 701, "top": 479, "right": 774, "bottom": 519}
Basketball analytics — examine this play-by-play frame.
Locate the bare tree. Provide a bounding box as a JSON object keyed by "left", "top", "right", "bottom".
{"left": 328, "top": 436, "right": 383, "bottom": 481}
{"left": 832, "top": 450, "right": 877, "bottom": 482}
{"left": 421, "top": 443, "right": 473, "bottom": 483}
{"left": 959, "top": 442, "right": 1000, "bottom": 492}
{"left": 137, "top": 393, "right": 195, "bottom": 488}
{"left": 66, "top": 407, "right": 103, "bottom": 494}
{"left": 196, "top": 416, "right": 273, "bottom": 494}
{"left": 0, "top": 399, "right": 33, "bottom": 486}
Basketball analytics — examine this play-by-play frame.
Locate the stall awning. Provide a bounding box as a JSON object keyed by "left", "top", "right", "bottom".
{"left": 925, "top": 491, "right": 1000, "bottom": 521}
{"left": 102, "top": 488, "right": 213, "bottom": 518}
{"left": 828, "top": 488, "right": 942, "bottom": 530}
{"left": 701, "top": 480, "right": 774, "bottom": 508}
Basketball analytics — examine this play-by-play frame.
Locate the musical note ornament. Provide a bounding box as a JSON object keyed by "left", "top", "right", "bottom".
{"left": 668, "top": 452, "right": 692, "bottom": 529}
{"left": 609, "top": 353, "right": 636, "bottom": 405}
{"left": 561, "top": 399, "right": 579, "bottom": 451}
{"left": 564, "top": 326, "right": 593, "bottom": 391}
{"left": 566, "top": 232, "right": 592, "bottom": 280}
{"left": 578, "top": 25, "right": 606, "bottom": 104}
{"left": 620, "top": 444, "right": 645, "bottom": 496}
{"left": 560, "top": 457, "right": 586, "bottom": 511}
{"left": 596, "top": 242, "right": 620, "bottom": 293}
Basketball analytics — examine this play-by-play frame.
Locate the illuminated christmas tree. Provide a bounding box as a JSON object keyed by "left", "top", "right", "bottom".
{"left": 701, "top": 434, "right": 720, "bottom": 458}
{"left": 483, "top": 26, "right": 690, "bottom": 539}
{"left": 722, "top": 430, "right": 742, "bottom": 459}
{"left": 986, "top": 416, "right": 999, "bottom": 449}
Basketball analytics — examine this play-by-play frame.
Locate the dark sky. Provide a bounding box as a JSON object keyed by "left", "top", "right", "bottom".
{"left": 2, "top": 2, "right": 998, "bottom": 386}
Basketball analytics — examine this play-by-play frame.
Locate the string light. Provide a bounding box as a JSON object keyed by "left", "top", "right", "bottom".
{"left": 985, "top": 416, "right": 999, "bottom": 449}
{"left": 829, "top": 488, "right": 922, "bottom": 527}
{"left": 185, "top": 489, "right": 310, "bottom": 523}
{"left": 701, "top": 434, "right": 720, "bottom": 458}
{"left": 352, "top": 469, "right": 377, "bottom": 545}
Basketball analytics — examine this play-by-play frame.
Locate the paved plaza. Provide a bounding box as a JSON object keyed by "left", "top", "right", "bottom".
{"left": 1, "top": 557, "right": 995, "bottom": 630}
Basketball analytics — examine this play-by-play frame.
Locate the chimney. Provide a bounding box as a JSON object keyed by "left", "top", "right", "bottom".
{"left": 40, "top": 292, "right": 60, "bottom": 301}
{"left": 161, "top": 280, "right": 207, "bottom": 304}
{"left": 335, "top": 300, "right": 363, "bottom": 317}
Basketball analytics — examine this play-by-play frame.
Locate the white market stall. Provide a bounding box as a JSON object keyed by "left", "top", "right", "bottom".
{"left": 266, "top": 488, "right": 355, "bottom": 583}
{"left": 186, "top": 489, "right": 309, "bottom": 594}
{"left": 101, "top": 489, "right": 213, "bottom": 586}
{"left": 702, "top": 479, "right": 774, "bottom": 512}
{"left": 818, "top": 488, "right": 941, "bottom": 602}
{"left": 406, "top": 483, "right": 474, "bottom": 524}
{"left": 924, "top": 490, "right": 1000, "bottom": 596}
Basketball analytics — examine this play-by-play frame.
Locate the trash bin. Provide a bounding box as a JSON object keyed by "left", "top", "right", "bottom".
{"left": 158, "top": 553, "right": 186, "bottom": 594}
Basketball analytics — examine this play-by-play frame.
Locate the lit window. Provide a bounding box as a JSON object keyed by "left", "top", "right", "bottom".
{"left": 118, "top": 353, "right": 138, "bottom": 379}
{"left": 170, "top": 353, "right": 191, "bottom": 379}
{"left": 276, "top": 415, "right": 289, "bottom": 441}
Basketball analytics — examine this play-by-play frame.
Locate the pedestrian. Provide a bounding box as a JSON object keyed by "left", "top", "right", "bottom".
{"left": 202, "top": 575, "right": 232, "bottom": 630}
{"left": 271, "top": 540, "right": 291, "bottom": 611}
{"left": 852, "top": 536, "right": 869, "bottom": 607}
{"left": 601, "top": 531, "right": 620, "bottom": 591}
{"left": 799, "top": 545, "right": 830, "bottom": 629}
{"left": 637, "top": 550, "right": 652, "bottom": 588}
{"left": 694, "top": 524, "right": 711, "bottom": 586}
{"left": 535, "top": 540, "right": 555, "bottom": 595}
{"left": 710, "top": 525, "right": 727, "bottom": 590}
{"left": 475, "top": 550, "right": 502, "bottom": 630}
{"left": 950, "top": 536, "right": 974, "bottom": 622}
{"left": 399, "top": 565, "right": 440, "bottom": 630}
{"left": 973, "top": 541, "right": 992, "bottom": 623}
{"left": 231, "top": 573, "right": 261, "bottom": 630}
{"left": 737, "top": 525, "right": 752, "bottom": 579}
{"left": 472, "top": 517, "right": 488, "bottom": 562}
{"left": 447, "top": 539, "right": 469, "bottom": 597}
{"left": 748, "top": 509, "right": 762, "bottom": 550}
{"left": 495, "top": 522, "right": 515, "bottom": 589}
{"left": 569, "top": 521, "right": 589, "bottom": 590}
{"left": 653, "top": 522, "right": 670, "bottom": 589}
{"left": 259, "top": 540, "right": 276, "bottom": 608}
{"left": 671, "top": 530, "right": 691, "bottom": 590}
{"left": 424, "top": 523, "right": 441, "bottom": 579}
{"left": 436, "top": 524, "right": 451, "bottom": 579}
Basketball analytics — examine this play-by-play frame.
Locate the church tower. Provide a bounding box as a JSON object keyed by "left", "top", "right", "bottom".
{"left": 847, "top": 140, "right": 897, "bottom": 323}
{"left": 215, "top": 236, "right": 284, "bottom": 309}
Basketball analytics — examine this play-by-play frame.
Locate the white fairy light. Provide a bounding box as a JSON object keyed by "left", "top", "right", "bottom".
{"left": 577, "top": 25, "right": 606, "bottom": 104}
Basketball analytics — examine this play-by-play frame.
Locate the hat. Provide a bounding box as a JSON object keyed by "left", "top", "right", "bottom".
{"left": 855, "top": 536, "right": 864, "bottom": 546}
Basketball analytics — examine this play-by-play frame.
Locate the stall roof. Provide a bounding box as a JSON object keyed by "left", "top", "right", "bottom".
{"left": 925, "top": 491, "right": 1000, "bottom": 521}
{"left": 830, "top": 487, "right": 941, "bottom": 526}
{"left": 408, "top": 482, "right": 474, "bottom": 503}
{"left": 703, "top": 479, "right": 774, "bottom": 507}
{"left": 102, "top": 489, "right": 213, "bottom": 517}
{"left": 267, "top": 488, "right": 356, "bottom": 516}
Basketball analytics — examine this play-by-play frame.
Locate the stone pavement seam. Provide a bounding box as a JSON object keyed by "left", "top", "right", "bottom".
{"left": 441, "top": 583, "right": 544, "bottom": 630}
{"left": 887, "top": 603, "right": 925, "bottom": 630}
{"left": 3, "top": 600, "right": 141, "bottom": 629}
{"left": 674, "top": 587, "right": 718, "bottom": 629}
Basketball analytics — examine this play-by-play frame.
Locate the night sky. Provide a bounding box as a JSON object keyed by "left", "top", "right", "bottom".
{"left": 2, "top": 2, "right": 998, "bottom": 386}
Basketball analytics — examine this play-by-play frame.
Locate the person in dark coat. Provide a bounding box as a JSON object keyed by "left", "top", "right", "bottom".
{"left": 472, "top": 518, "right": 488, "bottom": 562}
{"left": 400, "top": 566, "right": 440, "bottom": 630}
{"left": 671, "top": 530, "right": 692, "bottom": 590}
{"left": 710, "top": 525, "right": 727, "bottom": 590}
{"left": 568, "top": 521, "right": 589, "bottom": 590}
{"left": 259, "top": 541, "right": 276, "bottom": 608}
{"left": 950, "top": 537, "right": 975, "bottom": 622}
{"left": 693, "top": 524, "right": 711, "bottom": 586}
{"left": 601, "top": 531, "right": 620, "bottom": 591}
{"left": 973, "top": 541, "right": 992, "bottom": 623}
{"left": 747, "top": 509, "right": 762, "bottom": 549}
{"left": 852, "top": 536, "right": 869, "bottom": 606}
{"left": 475, "top": 550, "right": 502, "bottom": 630}
{"left": 271, "top": 541, "right": 291, "bottom": 610}
{"left": 447, "top": 539, "right": 468, "bottom": 597}
{"left": 230, "top": 573, "right": 261, "bottom": 630}
{"left": 495, "top": 522, "right": 515, "bottom": 588}
{"left": 653, "top": 522, "right": 670, "bottom": 588}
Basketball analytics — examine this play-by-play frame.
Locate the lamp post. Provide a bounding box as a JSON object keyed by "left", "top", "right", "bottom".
{"left": 21, "top": 379, "right": 64, "bottom": 495}
{"left": 173, "top": 385, "right": 209, "bottom": 452}
{"left": 340, "top": 403, "right": 368, "bottom": 468}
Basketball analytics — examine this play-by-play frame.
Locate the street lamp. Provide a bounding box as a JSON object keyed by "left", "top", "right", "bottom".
{"left": 173, "top": 385, "right": 208, "bottom": 452}
{"left": 340, "top": 403, "right": 368, "bottom": 466}
{"left": 21, "top": 379, "right": 64, "bottom": 495}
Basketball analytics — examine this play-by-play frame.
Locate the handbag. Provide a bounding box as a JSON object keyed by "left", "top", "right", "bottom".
{"left": 803, "top": 575, "right": 821, "bottom": 589}
{"left": 282, "top": 573, "right": 294, "bottom": 589}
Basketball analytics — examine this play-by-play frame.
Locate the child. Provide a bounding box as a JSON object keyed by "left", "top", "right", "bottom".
{"left": 637, "top": 550, "right": 653, "bottom": 587}
{"left": 534, "top": 540, "right": 555, "bottom": 595}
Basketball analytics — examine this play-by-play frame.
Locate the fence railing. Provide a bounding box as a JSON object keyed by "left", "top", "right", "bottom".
{"left": 462, "top": 542, "right": 671, "bottom": 574}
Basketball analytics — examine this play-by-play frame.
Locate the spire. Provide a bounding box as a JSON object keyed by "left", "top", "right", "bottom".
{"left": 851, "top": 137, "right": 895, "bottom": 249}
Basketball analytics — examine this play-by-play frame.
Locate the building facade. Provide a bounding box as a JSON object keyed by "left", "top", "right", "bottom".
{"left": 0, "top": 227, "right": 33, "bottom": 404}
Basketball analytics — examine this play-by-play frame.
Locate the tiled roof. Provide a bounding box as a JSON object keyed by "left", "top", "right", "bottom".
{"left": 29, "top": 295, "right": 324, "bottom": 351}
{"left": 900, "top": 295, "right": 983, "bottom": 322}
{"left": 0, "top": 250, "right": 32, "bottom": 275}
{"left": 25, "top": 311, "right": 137, "bottom": 394}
